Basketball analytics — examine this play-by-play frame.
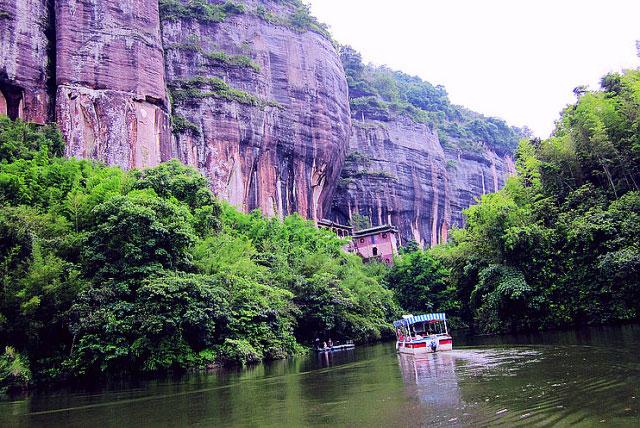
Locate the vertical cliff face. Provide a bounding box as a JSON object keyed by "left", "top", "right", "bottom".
{"left": 0, "top": 0, "right": 51, "bottom": 123}
{"left": 0, "top": 0, "right": 519, "bottom": 241}
{"left": 330, "top": 115, "right": 515, "bottom": 247}
{"left": 55, "top": 0, "right": 171, "bottom": 169}
{"left": 162, "top": 0, "right": 350, "bottom": 220}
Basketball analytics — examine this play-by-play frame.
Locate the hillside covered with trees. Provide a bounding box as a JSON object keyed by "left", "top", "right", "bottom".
{"left": 341, "top": 46, "right": 528, "bottom": 155}
{"left": 389, "top": 69, "right": 640, "bottom": 333}
{"left": 0, "top": 118, "right": 398, "bottom": 391}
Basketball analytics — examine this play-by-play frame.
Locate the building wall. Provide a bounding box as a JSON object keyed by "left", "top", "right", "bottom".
{"left": 352, "top": 231, "right": 397, "bottom": 265}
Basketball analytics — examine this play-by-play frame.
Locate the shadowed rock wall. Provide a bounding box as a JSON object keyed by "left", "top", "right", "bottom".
{"left": 0, "top": 0, "right": 51, "bottom": 123}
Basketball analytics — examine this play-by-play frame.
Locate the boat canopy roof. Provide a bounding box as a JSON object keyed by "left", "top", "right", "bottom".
{"left": 393, "top": 313, "right": 446, "bottom": 328}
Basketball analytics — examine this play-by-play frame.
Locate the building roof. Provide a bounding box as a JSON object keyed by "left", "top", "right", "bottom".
{"left": 393, "top": 313, "right": 447, "bottom": 328}
{"left": 317, "top": 219, "right": 353, "bottom": 230}
{"left": 352, "top": 224, "right": 398, "bottom": 237}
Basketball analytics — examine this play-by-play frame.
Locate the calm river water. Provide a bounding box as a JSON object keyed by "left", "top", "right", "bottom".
{"left": 1, "top": 325, "right": 639, "bottom": 427}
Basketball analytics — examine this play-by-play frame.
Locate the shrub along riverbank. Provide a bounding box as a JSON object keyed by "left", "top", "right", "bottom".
{"left": 0, "top": 117, "right": 398, "bottom": 392}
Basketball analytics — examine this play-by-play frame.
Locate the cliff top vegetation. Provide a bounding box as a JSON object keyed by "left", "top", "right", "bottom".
{"left": 341, "top": 46, "right": 528, "bottom": 155}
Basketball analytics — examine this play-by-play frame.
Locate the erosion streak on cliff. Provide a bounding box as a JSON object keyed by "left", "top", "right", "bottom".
{"left": 164, "top": 2, "right": 350, "bottom": 220}
{"left": 0, "top": 0, "right": 51, "bottom": 123}
{"left": 55, "top": 0, "right": 171, "bottom": 170}
{"left": 330, "top": 116, "right": 513, "bottom": 247}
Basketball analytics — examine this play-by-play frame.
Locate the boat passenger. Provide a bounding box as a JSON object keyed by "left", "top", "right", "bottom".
{"left": 323, "top": 341, "right": 328, "bottom": 349}
{"left": 328, "top": 338, "right": 333, "bottom": 347}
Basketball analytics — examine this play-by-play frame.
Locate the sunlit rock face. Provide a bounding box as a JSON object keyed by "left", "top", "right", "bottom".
{"left": 0, "top": 0, "right": 51, "bottom": 123}
{"left": 329, "top": 115, "right": 514, "bottom": 247}
{"left": 54, "top": 0, "right": 171, "bottom": 169}
{"left": 163, "top": 0, "right": 350, "bottom": 220}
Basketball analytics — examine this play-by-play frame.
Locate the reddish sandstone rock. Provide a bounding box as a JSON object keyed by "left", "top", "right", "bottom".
{"left": 330, "top": 116, "right": 514, "bottom": 247}
{"left": 0, "top": 0, "right": 51, "bottom": 123}
{"left": 163, "top": 1, "right": 350, "bottom": 220}
{"left": 55, "top": 0, "right": 171, "bottom": 169}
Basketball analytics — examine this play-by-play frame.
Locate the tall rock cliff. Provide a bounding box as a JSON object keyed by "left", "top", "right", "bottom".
{"left": 162, "top": 0, "right": 350, "bottom": 220}
{"left": 55, "top": 0, "right": 172, "bottom": 169}
{"left": 330, "top": 116, "right": 515, "bottom": 247}
{"left": 0, "top": 0, "right": 522, "bottom": 244}
{"left": 329, "top": 47, "right": 521, "bottom": 247}
{"left": 0, "top": 0, "right": 51, "bottom": 123}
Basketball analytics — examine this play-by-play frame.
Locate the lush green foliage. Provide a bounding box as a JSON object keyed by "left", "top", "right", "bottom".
{"left": 166, "top": 35, "right": 261, "bottom": 72}
{"left": 402, "top": 69, "right": 640, "bottom": 333}
{"left": 0, "top": 119, "right": 398, "bottom": 386}
{"left": 341, "top": 46, "right": 527, "bottom": 155}
{"left": 159, "top": 0, "right": 245, "bottom": 23}
{"left": 386, "top": 250, "right": 457, "bottom": 315}
{"left": 255, "top": 1, "right": 333, "bottom": 41}
{"left": 0, "top": 347, "right": 31, "bottom": 393}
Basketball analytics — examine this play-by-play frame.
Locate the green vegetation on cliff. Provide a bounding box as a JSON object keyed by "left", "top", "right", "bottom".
{"left": 159, "top": 0, "right": 245, "bottom": 23}
{"left": 341, "top": 46, "right": 527, "bottom": 155}
{"left": 0, "top": 118, "right": 398, "bottom": 390}
{"left": 166, "top": 35, "right": 261, "bottom": 73}
{"left": 255, "top": 1, "right": 333, "bottom": 41}
{"left": 389, "top": 69, "right": 640, "bottom": 333}
{"left": 169, "top": 76, "right": 280, "bottom": 109}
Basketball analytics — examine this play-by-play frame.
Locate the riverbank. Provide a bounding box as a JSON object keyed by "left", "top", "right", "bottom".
{"left": 2, "top": 324, "right": 638, "bottom": 427}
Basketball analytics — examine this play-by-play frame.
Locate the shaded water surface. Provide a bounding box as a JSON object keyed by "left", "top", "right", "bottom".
{"left": 2, "top": 325, "right": 639, "bottom": 427}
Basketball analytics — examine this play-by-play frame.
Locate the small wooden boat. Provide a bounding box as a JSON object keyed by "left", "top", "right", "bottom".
{"left": 314, "top": 341, "right": 355, "bottom": 353}
{"left": 393, "top": 313, "right": 453, "bottom": 355}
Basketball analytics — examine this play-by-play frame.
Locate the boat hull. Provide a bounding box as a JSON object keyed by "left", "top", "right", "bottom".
{"left": 314, "top": 344, "right": 355, "bottom": 353}
{"left": 396, "top": 337, "right": 453, "bottom": 354}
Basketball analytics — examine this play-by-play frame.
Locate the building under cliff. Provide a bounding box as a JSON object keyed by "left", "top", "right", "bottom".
{"left": 318, "top": 220, "right": 399, "bottom": 265}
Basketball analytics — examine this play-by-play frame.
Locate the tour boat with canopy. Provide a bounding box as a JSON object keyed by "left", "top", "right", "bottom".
{"left": 393, "top": 313, "right": 453, "bottom": 354}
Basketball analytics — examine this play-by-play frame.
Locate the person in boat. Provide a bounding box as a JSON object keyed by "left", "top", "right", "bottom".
{"left": 328, "top": 338, "right": 333, "bottom": 347}
{"left": 323, "top": 341, "right": 328, "bottom": 349}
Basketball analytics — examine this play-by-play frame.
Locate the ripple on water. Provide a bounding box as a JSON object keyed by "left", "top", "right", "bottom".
{"left": 397, "top": 345, "right": 639, "bottom": 427}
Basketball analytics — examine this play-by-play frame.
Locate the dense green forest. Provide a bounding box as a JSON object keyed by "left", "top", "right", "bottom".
{"left": 340, "top": 46, "right": 528, "bottom": 155}
{"left": 391, "top": 69, "right": 640, "bottom": 333}
{"left": 0, "top": 117, "right": 397, "bottom": 391}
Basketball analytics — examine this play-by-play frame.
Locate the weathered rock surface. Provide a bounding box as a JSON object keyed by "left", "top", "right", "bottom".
{"left": 55, "top": 0, "right": 171, "bottom": 169}
{"left": 163, "top": 0, "right": 351, "bottom": 220}
{"left": 330, "top": 116, "right": 514, "bottom": 247}
{"left": 0, "top": 0, "right": 51, "bottom": 123}
{"left": 1, "top": 0, "right": 516, "bottom": 243}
